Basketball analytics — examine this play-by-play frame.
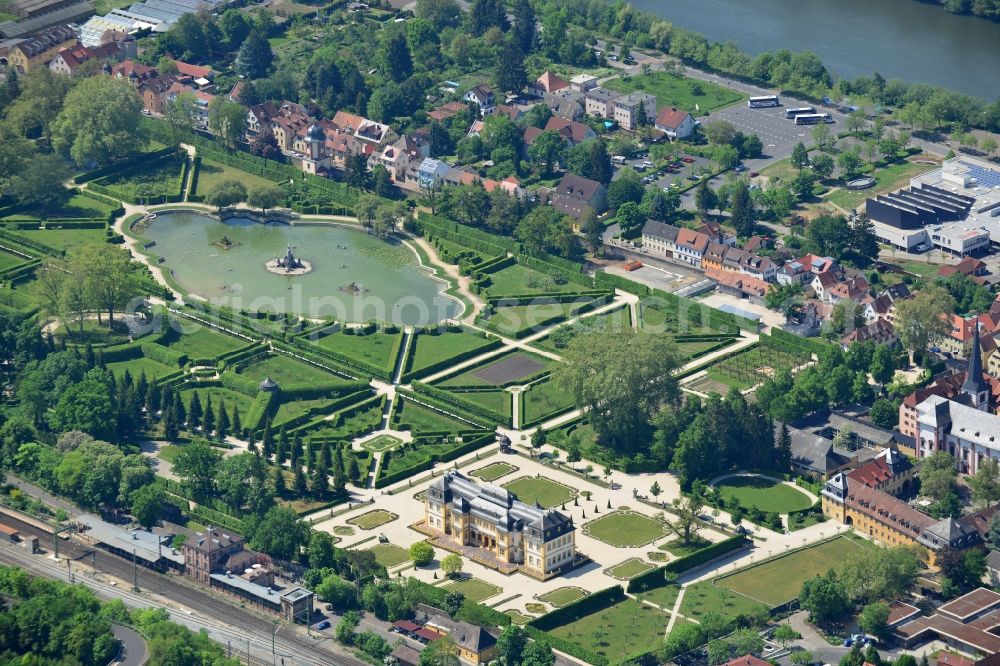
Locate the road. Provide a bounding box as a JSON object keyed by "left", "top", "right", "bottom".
{"left": 0, "top": 512, "right": 365, "bottom": 666}
{"left": 111, "top": 624, "right": 149, "bottom": 666}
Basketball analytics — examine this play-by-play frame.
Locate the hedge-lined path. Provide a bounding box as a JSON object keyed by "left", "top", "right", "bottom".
{"left": 406, "top": 233, "right": 485, "bottom": 325}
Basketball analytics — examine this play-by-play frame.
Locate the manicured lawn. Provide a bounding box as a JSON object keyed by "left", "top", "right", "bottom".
{"left": 238, "top": 354, "right": 345, "bottom": 385}
{"left": 714, "top": 476, "right": 814, "bottom": 513}
{"left": 157, "top": 444, "right": 183, "bottom": 463}
{"left": 271, "top": 398, "right": 336, "bottom": 428}
{"left": 444, "top": 389, "right": 511, "bottom": 417}
{"left": 607, "top": 558, "right": 656, "bottom": 580}
{"left": 898, "top": 259, "right": 943, "bottom": 277}
{"left": 538, "top": 587, "right": 587, "bottom": 608}
{"left": 193, "top": 159, "right": 281, "bottom": 196}
{"left": 759, "top": 158, "right": 803, "bottom": 186}
{"left": 470, "top": 461, "right": 517, "bottom": 482}
{"left": 12, "top": 227, "right": 109, "bottom": 254}
{"left": 605, "top": 71, "right": 746, "bottom": 115}
{"left": 303, "top": 398, "right": 384, "bottom": 440}
{"left": 717, "top": 536, "right": 871, "bottom": 606}
{"left": 481, "top": 302, "right": 581, "bottom": 338}
{"left": 502, "top": 476, "right": 576, "bottom": 508}
{"left": 532, "top": 306, "right": 632, "bottom": 353}
{"left": 347, "top": 509, "right": 398, "bottom": 530}
{"left": 392, "top": 396, "right": 481, "bottom": 433}
{"left": 159, "top": 325, "right": 247, "bottom": 359}
{"left": 0, "top": 250, "right": 27, "bottom": 272}
{"left": 441, "top": 577, "right": 502, "bottom": 602}
{"left": 521, "top": 378, "right": 576, "bottom": 426}
{"left": 362, "top": 435, "right": 403, "bottom": 453}
{"left": 547, "top": 597, "right": 670, "bottom": 661}
{"left": 484, "top": 263, "right": 588, "bottom": 298}
{"left": 680, "top": 580, "right": 767, "bottom": 622}
{"left": 106, "top": 356, "right": 176, "bottom": 380}
{"left": 405, "top": 329, "right": 498, "bottom": 379}
{"left": 333, "top": 526, "right": 355, "bottom": 536}
{"left": 638, "top": 300, "right": 720, "bottom": 336}
{"left": 824, "top": 160, "right": 935, "bottom": 211}
{"left": 675, "top": 338, "right": 734, "bottom": 361}
{"left": 583, "top": 510, "right": 667, "bottom": 548}
{"left": 437, "top": 351, "right": 551, "bottom": 388}
{"left": 367, "top": 543, "right": 410, "bottom": 568}
{"left": 312, "top": 329, "right": 402, "bottom": 376}
{"left": 55, "top": 320, "right": 131, "bottom": 346}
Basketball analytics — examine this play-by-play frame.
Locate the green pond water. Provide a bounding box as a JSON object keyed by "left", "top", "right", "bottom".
{"left": 141, "top": 211, "right": 461, "bottom": 324}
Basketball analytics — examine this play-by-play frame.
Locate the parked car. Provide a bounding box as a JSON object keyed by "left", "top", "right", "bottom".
{"left": 734, "top": 164, "right": 746, "bottom": 172}
{"left": 681, "top": 157, "right": 695, "bottom": 163}
{"left": 314, "top": 620, "right": 331, "bottom": 630}
{"left": 842, "top": 639, "right": 852, "bottom": 647}
{"left": 750, "top": 171, "right": 759, "bottom": 177}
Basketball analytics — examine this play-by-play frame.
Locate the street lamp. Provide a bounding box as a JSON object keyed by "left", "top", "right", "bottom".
{"left": 272, "top": 624, "right": 282, "bottom": 666}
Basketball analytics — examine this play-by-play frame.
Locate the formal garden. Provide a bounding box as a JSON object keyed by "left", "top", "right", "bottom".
{"left": 440, "top": 576, "right": 503, "bottom": 603}
{"left": 502, "top": 476, "right": 577, "bottom": 508}
{"left": 347, "top": 509, "right": 399, "bottom": 530}
{"left": 469, "top": 461, "right": 518, "bottom": 482}
{"left": 712, "top": 475, "right": 815, "bottom": 514}
{"left": 544, "top": 596, "right": 672, "bottom": 661}
{"left": 606, "top": 558, "right": 656, "bottom": 580}
{"left": 537, "top": 587, "right": 588, "bottom": 608}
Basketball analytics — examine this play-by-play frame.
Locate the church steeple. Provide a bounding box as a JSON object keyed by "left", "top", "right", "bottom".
{"left": 961, "top": 319, "right": 988, "bottom": 410}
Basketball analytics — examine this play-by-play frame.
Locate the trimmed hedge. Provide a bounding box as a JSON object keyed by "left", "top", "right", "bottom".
{"left": 220, "top": 371, "right": 263, "bottom": 397}
{"left": 0, "top": 229, "right": 58, "bottom": 258}
{"left": 73, "top": 146, "right": 178, "bottom": 184}
{"left": 280, "top": 381, "right": 370, "bottom": 401}
{"left": 140, "top": 342, "right": 187, "bottom": 368}
{"left": 281, "top": 337, "right": 388, "bottom": 380}
{"left": 408, "top": 579, "right": 511, "bottom": 628}
{"left": 627, "top": 535, "right": 748, "bottom": 593}
{"left": 524, "top": 585, "right": 629, "bottom": 665}
{"left": 765, "top": 328, "right": 830, "bottom": 357}
{"left": 245, "top": 390, "right": 277, "bottom": 432}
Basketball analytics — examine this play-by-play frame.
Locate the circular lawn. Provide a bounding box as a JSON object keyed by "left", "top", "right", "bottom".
{"left": 714, "top": 476, "right": 813, "bottom": 513}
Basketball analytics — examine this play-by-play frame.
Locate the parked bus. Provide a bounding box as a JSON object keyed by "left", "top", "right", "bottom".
{"left": 784, "top": 106, "right": 816, "bottom": 119}
{"left": 748, "top": 95, "right": 780, "bottom": 108}
{"left": 794, "top": 113, "right": 834, "bottom": 125}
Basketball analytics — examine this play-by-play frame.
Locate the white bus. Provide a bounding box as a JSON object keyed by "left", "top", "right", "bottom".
{"left": 784, "top": 106, "right": 816, "bottom": 119}
{"left": 794, "top": 113, "right": 833, "bottom": 125}
{"left": 748, "top": 95, "right": 780, "bottom": 108}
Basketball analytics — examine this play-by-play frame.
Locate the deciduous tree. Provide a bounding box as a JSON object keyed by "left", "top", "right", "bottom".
{"left": 51, "top": 76, "right": 146, "bottom": 166}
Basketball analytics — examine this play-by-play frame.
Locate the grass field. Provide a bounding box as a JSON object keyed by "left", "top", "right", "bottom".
{"left": 347, "top": 509, "right": 398, "bottom": 530}
{"left": 484, "top": 263, "right": 588, "bottom": 298}
{"left": 194, "top": 159, "right": 280, "bottom": 196}
{"left": 898, "top": 259, "right": 943, "bottom": 277}
{"left": 681, "top": 580, "right": 767, "bottom": 622}
{"left": 714, "top": 476, "right": 814, "bottom": 513}
{"left": 825, "top": 160, "right": 935, "bottom": 211}
{"left": 538, "top": 587, "right": 587, "bottom": 608}
{"left": 406, "top": 329, "right": 498, "bottom": 379}
{"left": 521, "top": 378, "right": 576, "bottom": 426}
{"left": 157, "top": 444, "right": 183, "bottom": 463}
{"left": 470, "top": 461, "right": 517, "bottom": 482}
{"left": 502, "top": 477, "right": 576, "bottom": 508}
{"left": 392, "top": 397, "right": 481, "bottom": 433}
{"left": 106, "top": 356, "right": 176, "bottom": 380}
{"left": 368, "top": 543, "right": 410, "bottom": 568}
{"left": 547, "top": 597, "right": 669, "bottom": 660}
{"left": 12, "top": 227, "right": 109, "bottom": 254}
{"left": 444, "top": 389, "right": 511, "bottom": 417}
{"left": 505, "top": 610, "right": 532, "bottom": 625}
{"left": 605, "top": 71, "right": 745, "bottom": 115}
{"left": 160, "top": 326, "right": 247, "bottom": 359}
{"left": 635, "top": 583, "right": 681, "bottom": 611}
{"left": 441, "top": 577, "right": 502, "bottom": 602}
{"left": 0, "top": 250, "right": 27, "bottom": 272}
{"left": 313, "top": 330, "right": 402, "bottom": 376}
{"left": 638, "top": 300, "right": 721, "bottom": 336}
{"left": 271, "top": 398, "right": 336, "bottom": 428}
{"left": 362, "top": 435, "right": 403, "bottom": 453}
{"left": 532, "top": 306, "right": 632, "bottom": 353}
{"left": 716, "top": 536, "right": 870, "bottom": 606}
{"left": 659, "top": 537, "right": 712, "bottom": 557}
{"left": 238, "top": 354, "right": 343, "bottom": 385}
{"left": 482, "top": 302, "right": 581, "bottom": 338}
{"left": 583, "top": 510, "right": 667, "bottom": 547}
{"left": 607, "top": 558, "right": 656, "bottom": 580}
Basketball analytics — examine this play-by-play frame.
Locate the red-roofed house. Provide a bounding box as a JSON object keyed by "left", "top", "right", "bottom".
{"left": 654, "top": 106, "right": 695, "bottom": 140}
{"left": 543, "top": 116, "right": 596, "bottom": 145}
{"left": 171, "top": 60, "right": 213, "bottom": 81}
{"left": 428, "top": 101, "right": 469, "bottom": 122}
{"left": 705, "top": 268, "right": 771, "bottom": 304}
{"left": 531, "top": 70, "right": 568, "bottom": 95}
{"left": 110, "top": 59, "right": 157, "bottom": 85}
{"left": 674, "top": 228, "right": 710, "bottom": 266}
{"left": 725, "top": 655, "right": 770, "bottom": 666}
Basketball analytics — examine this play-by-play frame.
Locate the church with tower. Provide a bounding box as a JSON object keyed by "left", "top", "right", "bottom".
{"left": 915, "top": 324, "right": 1000, "bottom": 474}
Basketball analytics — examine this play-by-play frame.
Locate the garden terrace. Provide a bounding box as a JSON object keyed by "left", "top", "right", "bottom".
{"left": 235, "top": 353, "right": 353, "bottom": 386}
{"left": 347, "top": 509, "right": 398, "bottom": 530}
{"left": 543, "top": 596, "right": 670, "bottom": 664}
{"left": 401, "top": 326, "right": 502, "bottom": 382}
{"left": 478, "top": 297, "right": 610, "bottom": 339}
{"left": 189, "top": 158, "right": 282, "bottom": 199}
{"left": 361, "top": 435, "right": 404, "bottom": 453}
{"left": 638, "top": 298, "right": 727, "bottom": 336}
{"left": 715, "top": 535, "right": 871, "bottom": 607}
{"left": 480, "top": 262, "right": 595, "bottom": 300}
{"left": 606, "top": 558, "right": 656, "bottom": 580}
{"left": 367, "top": 543, "right": 410, "bottom": 568}
{"left": 292, "top": 395, "right": 384, "bottom": 443}
{"left": 678, "top": 580, "right": 767, "bottom": 623}
{"left": 391, "top": 395, "right": 486, "bottom": 434}
{"left": 469, "top": 461, "right": 518, "bottom": 482}
{"left": 374, "top": 431, "right": 494, "bottom": 488}
{"left": 87, "top": 151, "right": 188, "bottom": 205}
{"left": 177, "top": 385, "right": 255, "bottom": 424}
{"left": 532, "top": 305, "right": 633, "bottom": 354}
{"left": 9, "top": 226, "right": 111, "bottom": 255}
{"left": 537, "top": 587, "right": 588, "bottom": 608}
{"left": 440, "top": 577, "right": 503, "bottom": 603}
{"left": 699, "top": 342, "right": 811, "bottom": 391}
{"left": 154, "top": 322, "right": 249, "bottom": 361}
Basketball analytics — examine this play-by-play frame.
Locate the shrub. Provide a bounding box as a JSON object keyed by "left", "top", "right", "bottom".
{"left": 409, "top": 541, "right": 434, "bottom": 566}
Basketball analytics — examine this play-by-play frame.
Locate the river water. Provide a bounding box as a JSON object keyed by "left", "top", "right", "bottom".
{"left": 633, "top": 0, "right": 1000, "bottom": 99}
{"left": 141, "top": 212, "right": 462, "bottom": 324}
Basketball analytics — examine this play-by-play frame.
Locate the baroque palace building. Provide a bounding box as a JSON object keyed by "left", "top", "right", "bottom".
{"left": 425, "top": 472, "right": 576, "bottom": 579}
